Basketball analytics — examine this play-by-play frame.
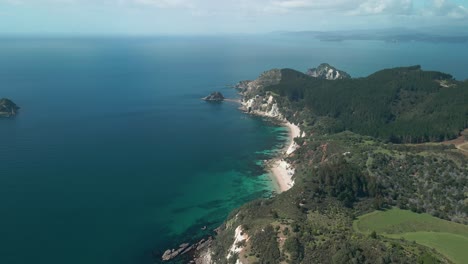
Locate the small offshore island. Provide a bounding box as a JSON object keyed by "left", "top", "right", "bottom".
{"left": 0, "top": 98, "right": 20, "bottom": 118}
{"left": 164, "top": 63, "right": 468, "bottom": 264}
{"left": 203, "top": 92, "right": 225, "bottom": 102}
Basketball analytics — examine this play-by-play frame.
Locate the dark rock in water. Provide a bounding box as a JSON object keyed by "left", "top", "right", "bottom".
{"left": 161, "top": 243, "right": 191, "bottom": 261}
{"left": 203, "top": 92, "right": 225, "bottom": 102}
{"left": 161, "top": 250, "right": 173, "bottom": 261}
{"left": 161, "top": 237, "right": 214, "bottom": 262}
{"left": 179, "top": 243, "right": 190, "bottom": 249}
{"left": 0, "top": 98, "right": 20, "bottom": 118}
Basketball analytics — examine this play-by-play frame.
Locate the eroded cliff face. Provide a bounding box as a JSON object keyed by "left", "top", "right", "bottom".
{"left": 236, "top": 69, "right": 284, "bottom": 120}
{"left": 242, "top": 94, "right": 283, "bottom": 119}
{"left": 306, "top": 63, "right": 351, "bottom": 80}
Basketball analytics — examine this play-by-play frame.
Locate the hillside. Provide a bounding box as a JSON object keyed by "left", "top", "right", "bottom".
{"left": 184, "top": 65, "right": 468, "bottom": 264}
{"left": 266, "top": 66, "right": 467, "bottom": 143}
{"left": 354, "top": 208, "right": 468, "bottom": 264}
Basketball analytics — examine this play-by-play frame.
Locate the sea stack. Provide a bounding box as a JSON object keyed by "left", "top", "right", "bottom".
{"left": 0, "top": 98, "right": 20, "bottom": 117}
{"left": 203, "top": 92, "right": 225, "bottom": 102}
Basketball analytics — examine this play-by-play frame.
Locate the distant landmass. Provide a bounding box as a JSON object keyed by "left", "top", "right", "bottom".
{"left": 0, "top": 98, "right": 19, "bottom": 117}
{"left": 279, "top": 28, "right": 468, "bottom": 43}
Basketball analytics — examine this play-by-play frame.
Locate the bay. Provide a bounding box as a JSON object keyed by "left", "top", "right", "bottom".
{"left": 0, "top": 36, "right": 467, "bottom": 264}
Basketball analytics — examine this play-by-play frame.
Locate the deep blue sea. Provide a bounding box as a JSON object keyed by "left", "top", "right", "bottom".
{"left": 0, "top": 36, "right": 467, "bottom": 264}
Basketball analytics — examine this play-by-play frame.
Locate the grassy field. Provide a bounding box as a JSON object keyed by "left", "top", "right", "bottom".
{"left": 458, "top": 142, "right": 468, "bottom": 153}
{"left": 354, "top": 208, "right": 468, "bottom": 264}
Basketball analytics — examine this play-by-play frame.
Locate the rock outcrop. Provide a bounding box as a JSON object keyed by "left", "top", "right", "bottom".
{"left": 235, "top": 69, "right": 283, "bottom": 120}
{"left": 235, "top": 69, "right": 282, "bottom": 99}
{"left": 306, "top": 63, "right": 350, "bottom": 80}
{"left": 235, "top": 69, "right": 284, "bottom": 120}
{"left": 161, "top": 237, "right": 213, "bottom": 262}
{"left": 0, "top": 98, "right": 20, "bottom": 117}
{"left": 242, "top": 93, "right": 283, "bottom": 119}
{"left": 226, "top": 226, "right": 249, "bottom": 261}
{"left": 162, "top": 243, "right": 190, "bottom": 261}
{"left": 203, "top": 92, "right": 225, "bottom": 102}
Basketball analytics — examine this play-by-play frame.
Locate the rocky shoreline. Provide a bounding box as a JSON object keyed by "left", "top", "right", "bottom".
{"left": 160, "top": 236, "right": 214, "bottom": 263}
{"left": 161, "top": 70, "right": 301, "bottom": 263}
{"left": 160, "top": 64, "right": 345, "bottom": 263}
{"left": 235, "top": 75, "right": 302, "bottom": 193}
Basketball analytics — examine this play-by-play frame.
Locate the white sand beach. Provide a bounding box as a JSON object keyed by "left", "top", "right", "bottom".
{"left": 269, "top": 122, "right": 302, "bottom": 193}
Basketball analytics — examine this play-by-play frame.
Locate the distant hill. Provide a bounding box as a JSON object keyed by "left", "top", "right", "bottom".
{"left": 280, "top": 28, "right": 468, "bottom": 43}
{"left": 264, "top": 65, "right": 468, "bottom": 143}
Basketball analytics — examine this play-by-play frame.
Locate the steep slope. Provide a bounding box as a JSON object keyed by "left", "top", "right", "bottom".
{"left": 187, "top": 65, "right": 467, "bottom": 264}
{"left": 266, "top": 66, "right": 467, "bottom": 143}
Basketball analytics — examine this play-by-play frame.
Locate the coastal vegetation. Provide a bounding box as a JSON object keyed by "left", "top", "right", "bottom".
{"left": 191, "top": 65, "right": 468, "bottom": 264}
{"left": 354, "top": 208, "right": 468, "bottom": 264}
{"left": 267, "top": 66, "right": 467, "bottom": 143}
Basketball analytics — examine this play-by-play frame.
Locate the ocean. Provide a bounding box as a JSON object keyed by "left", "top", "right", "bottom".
{"left": 0, "top": 36, "right": 467, "bottom": 264}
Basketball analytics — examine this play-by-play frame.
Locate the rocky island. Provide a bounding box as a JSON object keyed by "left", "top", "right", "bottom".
{"left": 203, "top": 92, "right": 225, "bottom": 102}
{"left": 0, "top": 98, "right": 20, "bottom": 117}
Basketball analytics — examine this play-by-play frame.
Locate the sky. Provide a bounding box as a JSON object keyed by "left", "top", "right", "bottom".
{"left": 0, "top": 0, "right": 467, "bottom": 35}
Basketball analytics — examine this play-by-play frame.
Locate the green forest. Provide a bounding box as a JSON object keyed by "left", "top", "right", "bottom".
{"left": 266, "top": 66, "right": 468, "bottom": 143}
{"left": 203, "top": 66, "right": 468, "bottom": 264}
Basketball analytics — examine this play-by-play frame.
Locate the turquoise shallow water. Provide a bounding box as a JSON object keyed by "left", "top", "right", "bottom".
{"left": 0, "top": 36, "right": 467, "bottom": 264}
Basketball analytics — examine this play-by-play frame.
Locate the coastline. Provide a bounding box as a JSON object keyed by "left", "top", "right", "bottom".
{"left": 190, "top": 119, "right": 301, "bottom": 263}
{"left": 235, "top": 94, "right": 302, "bottom": 194}
{"left": 207, "top": 95, "right": 299, "bottom": 193}
{"left": 268, "top": 121, "right": 301, "bottom": 193}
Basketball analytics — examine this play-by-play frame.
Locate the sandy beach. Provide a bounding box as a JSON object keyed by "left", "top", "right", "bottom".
{"left": 237, "top": 97, "right": 301, "bottom": 193}
{"left": 269, "top": 122, "right": 301, "bottom": 193}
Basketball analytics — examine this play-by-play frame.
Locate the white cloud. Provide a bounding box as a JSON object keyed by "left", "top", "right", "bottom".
{"left": 351, "top": 0, "right": 413, "bottom": 15}
{"left": 427, "top": 0, "right": 468, "bottom": 18}
{"left": 248, "top": 0, "right": 415, "bottom": 16}
{"left": 1, "top": 0, "right": 467, "bottom": 22}
{"left": 127, "top": 0, "right": 193, "bottom": 8}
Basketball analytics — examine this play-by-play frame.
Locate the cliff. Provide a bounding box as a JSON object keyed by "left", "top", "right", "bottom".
{"left": 0, "top": 98, "right": 20, "bottom": 117}
{"left": 306, "top": 63, "right": 351, "bottom": 80}
{"left": 235, "top": 69, "right": 284, "bottom": 120}
{"left": 235, "top": 69, "right": 282, "bottom": 99}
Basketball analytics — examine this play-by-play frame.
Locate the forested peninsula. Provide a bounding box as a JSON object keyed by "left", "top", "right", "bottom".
{"left": 173, "top": 65, "right": 468, "bottom": 264}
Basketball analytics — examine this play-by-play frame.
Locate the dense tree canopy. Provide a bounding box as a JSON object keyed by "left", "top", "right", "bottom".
{"left": 266, "top": 66, "right": 468, "bottom": 143}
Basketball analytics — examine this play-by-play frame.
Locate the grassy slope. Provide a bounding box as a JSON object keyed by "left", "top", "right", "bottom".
{"left": 458, "top": 142, "right": 468, "bottom": 153}
{"left": 354, "top": 208, "right": 468, "bottom": 263}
